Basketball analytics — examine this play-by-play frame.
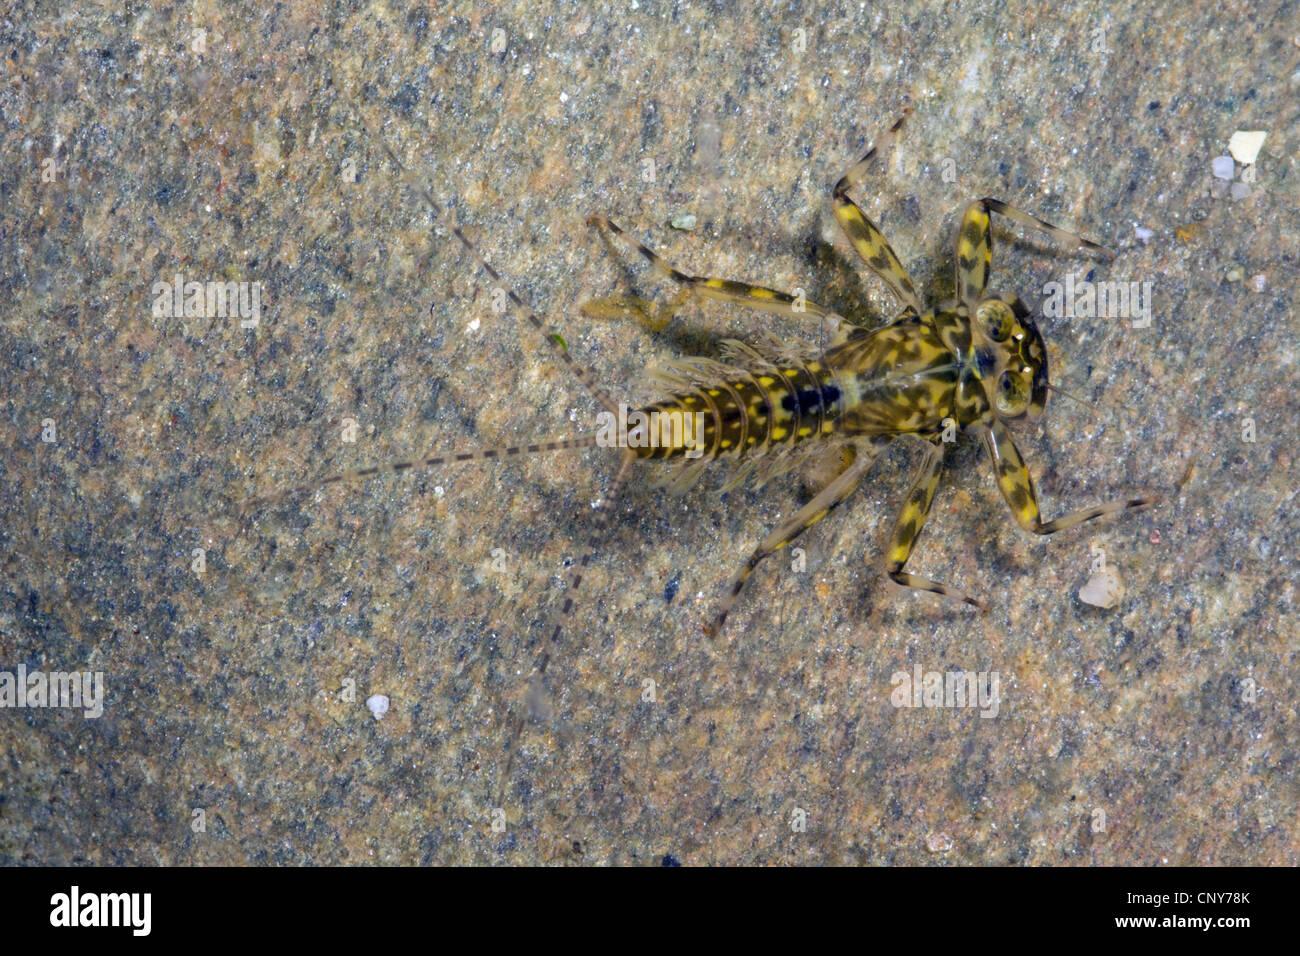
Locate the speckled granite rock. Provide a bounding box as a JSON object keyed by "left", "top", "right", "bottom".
{"left": 1, "top": 1, "right": 1295, "bottom": 865}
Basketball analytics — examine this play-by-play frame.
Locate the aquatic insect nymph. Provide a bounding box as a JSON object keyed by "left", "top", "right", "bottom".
{"left": 578, "top": 111, "right": 1159, "bottom": 634}
{"left": 253, "top": 107, "right": 1159, "bottom": 645}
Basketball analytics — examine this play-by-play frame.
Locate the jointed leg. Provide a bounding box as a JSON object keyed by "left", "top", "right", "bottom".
{"left": 831, "top": 110, "right": 924, "bottom": 315}
{"left": 982, "top": 418, "right": 1157, "bottom": 535}
{"left": 586, "top": 215, "right": 837, "bottom": 328}
{"left": 883, "top": 440, "right": 984, "bottom": 609}
{"left": 705, "top": 439, "right": 884, "bottom": 637}
{"left": 954, "top": 201, "right": 993, "bottom": 305}
{"left": 955, "top": 197, "right": 1112, "bottom": 306}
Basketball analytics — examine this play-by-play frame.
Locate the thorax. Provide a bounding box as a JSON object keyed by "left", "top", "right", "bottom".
{"left": 826, "top": 308, "right": 992, "bottom": 436}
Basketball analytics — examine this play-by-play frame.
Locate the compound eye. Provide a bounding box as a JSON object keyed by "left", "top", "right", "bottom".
{"left": 976, "top": 300, "right": 1015, "bottom": 342}
{"left": 995, "top": 370, "right": 1031, "bottom": 416}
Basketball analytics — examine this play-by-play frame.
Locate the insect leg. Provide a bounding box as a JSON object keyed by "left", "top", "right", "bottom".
{"left": 883, "top": 440, "right": 984, "bottom": 609}
{"left": 978, "top": 197, "right": 1113, "bottom": 259}
{"left": 954, "top": 201, "right": 994, "bottom": 305}
{"left": 982, "top": 418, "right": 1158, "bottom": 535}
{"left": 956, "top": 197, "right": 1113, "bottom": 306}
{"left": 705, "top": 439, "right": 885, "bottom": 637}
{"left": 586, "top": 214, "right": 837, "bottom": 324}
{"left": 831, "top": 110, "right": 924, "bottom": 315}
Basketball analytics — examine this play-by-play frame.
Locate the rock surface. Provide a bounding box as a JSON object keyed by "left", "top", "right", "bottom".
{"left": 1, "top": 1, "right": 1295, "bottom": 864}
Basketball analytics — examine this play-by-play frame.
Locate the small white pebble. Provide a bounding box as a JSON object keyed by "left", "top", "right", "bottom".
{"left": 1230, "top": 181, "right": 1251, "bottom": 200}
{"left": 1226, "top": 266, "right": 1244, "bottom": 282}
{"left": 1228, "top": 130, "right": 1267, "bottom": 165}
{"left": 1251, "top": 273, "right": 1267, "bottom": 292}
{"left": 559, "top": 91, "right": 568, "bottom": 103}
{"left": 1079, "top": 566, "right": 1125, "bottom": 609}
{"left": 366, "top": 694, "right": 390, "bottom": 720}
{"left": 670, "top": 212, "right": 697, "bottom": 231}
{"left": 1211, "top": 155, "right": 1235, "bottom": 180}
{"left": 434, "top": 485, "right": 445, "bottom": 497}
{"left": 466, "top": 316, "right": 481, "bottom": 333}
{"left": 925, "top": 832, "right": 954, "bottom": 854}
{"left": 1134, "top": 225, "right": 1154, "bottom": 242}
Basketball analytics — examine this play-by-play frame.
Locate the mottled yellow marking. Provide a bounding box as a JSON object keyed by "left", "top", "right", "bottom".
{"left": 720, "top": 439, "right": 732, "bottom": 449}
{"left": 821, "top": 421, "right": 835, "bottom": 433}
{"left": 783, "top": 369, "right": 799, "bottom": 377}
{"left": 771, "top": 427, "right": 788, "bottom": 441}
{"left": 797, "top": 426, "right": 812, "bottom": 437}
{"left": 707, "top": 389, "right": 720, "bottom": 396}
{"left": 758, "top": 376, "right": 775, "bottom": 387}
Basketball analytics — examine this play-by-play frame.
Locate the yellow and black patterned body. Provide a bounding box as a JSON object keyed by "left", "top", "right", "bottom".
{"left": 586, "top": 109, "right": 1154, "bottom": 636}
{"left": 634, "top": 355, "right": 845, "bottom": 461}
{"left": 633, "top": 293, "right": 1050, "bottom": 463}
{"left": 349, "top": 106, "right": 1157, "bottom": 645}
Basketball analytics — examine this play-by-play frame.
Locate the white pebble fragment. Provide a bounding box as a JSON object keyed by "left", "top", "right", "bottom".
{"left": 1228, "top": 130, "right": 1267, "bottom": 165}
{"left": 1134, "top": 225, "right": 1154, "bottom": 242}
{"left": 1079, "top": 566, "right": 1125, "bottom": 609}
{"left": 925, "top": 832, "right": 954, "bottom": 854}
{"left": 670, "top": 212, "right": 697, "bottom": 231}
{"left": 366, "top": 694, "right": 390, "bottom": 720}
{"left": 466, "top": 316, "right": 481, "bottom": 333}
{"left": 1211, "top": 155, "right": 1235, "bottom": 180}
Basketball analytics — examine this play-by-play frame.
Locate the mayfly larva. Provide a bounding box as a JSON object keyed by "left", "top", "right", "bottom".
{"left": 578, "top": 118, "right": 1161, "bottom": 636}
{"left": 251, "top": 107, "right": 1158, "bottom": 654}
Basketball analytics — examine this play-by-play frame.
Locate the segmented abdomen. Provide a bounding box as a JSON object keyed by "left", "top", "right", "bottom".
{"left": 635, "top": 359, "right": 844, "bottom": 461}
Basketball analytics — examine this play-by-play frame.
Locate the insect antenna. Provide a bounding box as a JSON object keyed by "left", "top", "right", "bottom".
{"left": 354, "top": 105, "right": 639, "bottom": 806}
{"left": 239, "top": 433, "right": 601, "bottom": 514}
{"left": 1045, "top": 380, "right": 1196, "bottom": 499}
{"left": 497, "top": 449, "right": 636, "bottom": 807}
{"left": 1044, "top": 381, "right": 1109, "bottom": 419}
{"left": 355, "top": 110, "right": 621, "bottom": 418}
